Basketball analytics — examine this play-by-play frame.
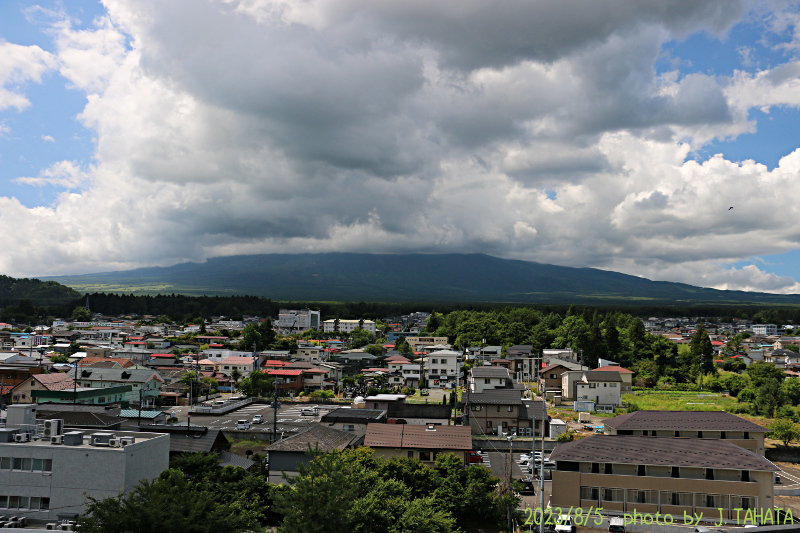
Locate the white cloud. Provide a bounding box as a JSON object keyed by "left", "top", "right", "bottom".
{"left": 1, "top": 0, "right": 800, "bottom": 295}
{"left": 41, "top": 135, "right": 55, "bottom": 142}
{"left": 0, "top": 41, "right": 57, "bottom": 111}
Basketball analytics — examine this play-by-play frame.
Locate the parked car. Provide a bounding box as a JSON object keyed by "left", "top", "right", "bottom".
{"left": 554, "top": 514, "right": 575, "bottom": 533}
{"left": 466, "top": 450, "right": 484, "bottom": 463}
{"left": 420, "top": 389, "right": 430, "bottom": 396}
{"left": 608, "top": 517, "right": 625, "bottom": 533}
{"left": 518, "top": 477, "right": 536, "bottom": 495}
{"left": 301, "top": 408, "right": 315, "bottom": 416}
{"left": 252, "top": 415, "right": 263, "bottom": 424}
{"left": 236, "top": 420, "right": 251, "bottom": 430}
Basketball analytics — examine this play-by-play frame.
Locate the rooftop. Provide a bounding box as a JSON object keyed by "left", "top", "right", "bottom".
{"left": 364, "top": 423, "right": 471, "bottom": 450}
{"left": 604, "top": 410, "right": 769, "bottom": 432}
{"left": 267, "top": 424, "right": 359, "bottom": 452}
{"left": 549, "top": 435, "right": 777, "bottom": 471}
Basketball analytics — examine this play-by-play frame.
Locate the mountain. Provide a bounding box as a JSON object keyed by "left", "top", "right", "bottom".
{"left": 42, "top": 253, "right": 800, "bottom": 305}
{"left": 0, "top": 275, "right": 82, "bottom": 308}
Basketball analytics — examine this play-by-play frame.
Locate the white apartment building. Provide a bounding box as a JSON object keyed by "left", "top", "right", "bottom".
{"left": 752, "top": 324, "right": 778, "bottom": 336}
{"left": 424, "top": 350, "right": 462, "bottom": 388}
{"left": 0, "top": 405, "right": 169, "bottom": 521}
{"left": 406, "top": 337, "right": 449, "bottom": 351}
{"left": 274, "top": 309, "right": 321, "bottom": 334}
{"left": 201, "top": 349, "right": 253, "bottom": 362}
{"left": 323, "top": 319, "right": 376, "bottom": 335}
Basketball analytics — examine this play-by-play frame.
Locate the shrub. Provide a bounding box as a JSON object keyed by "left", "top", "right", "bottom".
{"left": 778, "top": 405, "right": 799, "bottom": 422}
{"left": 556, "top": 431, "right": 574, "bottom": 443}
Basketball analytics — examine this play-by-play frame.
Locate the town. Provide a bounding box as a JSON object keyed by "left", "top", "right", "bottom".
{"left": 1, "top": 306, "right": 799, "bottom": 531}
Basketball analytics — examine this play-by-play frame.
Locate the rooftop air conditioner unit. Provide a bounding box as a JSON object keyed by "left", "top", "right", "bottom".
{"left": 108, "top": 438, "right": 120, "bottom": 447}
{"left": 120, "top": 436, "right": 135, "bottom": 446}
{"left": 43, "top": 419, "right": 64, "bottom": 438}
{"left": 51, "top": 435, "right": 64, "bottom": 445}
{"left": 14, "top": 433, "right": 30, "bottom": 443}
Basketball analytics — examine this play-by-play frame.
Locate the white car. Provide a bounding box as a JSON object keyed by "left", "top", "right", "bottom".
{"left": 554, "top": 514, "right": 575, "bottom": 533}
{"left": 252, "top": 415, "right": 263, "bottom": 424}
{"left": 236, "top": 420, "right": 251, "bottom": 430}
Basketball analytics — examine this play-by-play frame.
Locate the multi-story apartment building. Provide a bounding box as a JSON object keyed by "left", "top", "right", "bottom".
{"left": 405, "top": 336, "right": 449, "bottom": 351}
{"left": 550, "top": 435, "right": 776, "bottom": 520}
{"left": 424, "top": 349, "right": 462, "bottom": 388}
{"left": 752, "top": 324, "right": 778, "bottom": 336}
{"left": 323, "top": 319, "right": 376, "bottom": 335}
{"left": 274, "top": 309, "right": 320, "bottom": 334}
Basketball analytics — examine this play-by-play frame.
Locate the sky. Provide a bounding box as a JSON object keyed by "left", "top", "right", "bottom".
{"left": 2, "top": 1, "right": 800, "bottom": 294}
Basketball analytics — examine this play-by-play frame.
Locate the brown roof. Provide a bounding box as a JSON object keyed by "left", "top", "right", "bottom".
{"left": 80, "top": 357, "right": 135, "bottom": 368}
{"left": 604, "top": 410, "right": 768, "bottom": 433}
{"left": 364, "top": 423, "right": 472, "bottom": 450}
{"left": 266, "top": 424, "right": 359, "bottom": 453}
{"left": 32, "top": 373, "right": 76, "bottom": 391}
{"left": 549, "top": 435, "right": 777, "bottom": 472}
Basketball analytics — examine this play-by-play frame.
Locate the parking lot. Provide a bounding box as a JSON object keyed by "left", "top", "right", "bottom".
{"left": 170, "top": 399, "right": 341, "bottom": 435}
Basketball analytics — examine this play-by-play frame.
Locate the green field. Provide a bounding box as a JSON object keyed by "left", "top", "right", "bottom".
{"left": 624, "top": 391, "right": 741, "bottom": 412}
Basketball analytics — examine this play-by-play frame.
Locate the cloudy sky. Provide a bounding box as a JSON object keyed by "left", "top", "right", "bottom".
{"left": 2, "top": 0, "right": 800, "bottom": 293}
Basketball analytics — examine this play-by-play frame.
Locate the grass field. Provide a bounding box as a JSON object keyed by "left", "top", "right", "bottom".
{"left": 623, "top": 390, "right": 741, "bottom": 411}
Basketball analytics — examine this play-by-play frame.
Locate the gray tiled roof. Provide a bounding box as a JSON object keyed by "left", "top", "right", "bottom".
{"left": 604, "top": 410, "right": 768, "bottom": 432}
{"left": 583, "top": 370, "right": 622, "bottom": 382}
{"left": 138, "top": 424, "right": 228, "bottom": 453}
{"left": 466, "top": 389, "right": 523, "bottom": 405}
{"left": 266, "top": 424, "right": 359, "bottom": 453}
{"left": 549, "top": 435, "right": 777, "bottom": 471}
{"left": 471, "top": 367, "right": 511, "bottom": 378}
{"left": 321, "top": 408, "right": 387, "bottom": 423}
{"left": 219, "top": 450, "right": 255, "bottom": 470}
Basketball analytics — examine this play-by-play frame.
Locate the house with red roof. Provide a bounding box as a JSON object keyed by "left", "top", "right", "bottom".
{"left": 595, "top": 365, "right": 633, "bottom": 393}
{"left": 266, "top": 368, "right": 304, "bottom": 394}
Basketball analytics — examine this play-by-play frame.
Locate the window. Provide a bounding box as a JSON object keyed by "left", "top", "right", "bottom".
{"left": 733, "top": 496, "right": 756, "bottom": 510}
{"left": 591, "top": 463, "right": 600, "bottom": 474}
{"left": 662, "top": 492, "right": 692, "bottom": 506}
{"left": 671, "top": 466, "right": 680, "bottom": 478}
{"left": 502, "top": 421, "right": 508, "bottom": 428}
{"left": 604, "top": 463, "right": 613, "bottom": 475}
{"left": 0, "top": 458, "right": 9, "bottom": 470}
{"left": 697, "top": 431, "right": 704, "bottom": 438}
{"left": 609, "top": 383, "right": 617, "bottom": 387}
{"left": 742, "top": 470, "right": 750, "bottom": 482}
{"left": 637, "top": 465, "right": 646, "bottom": 476}
{"left": 484, "top": 378, "right": 490, "bottom": 384}
{"left": 601, "top": 488, "right": 624, "bottom": 502}
{"left": 507, "top": 406, "right": 513, "bottom": 412}
{"left": 628, "top": 489, "right": 657, "bottom": 504}
{"left": 744, "top": 432, "right": 750, "bottom": 439}
{"left": 407, "top": 451, "right": 414, "bottom": 458}
{"left": 674, "top": 431, "right": 680, "bottom": 437}
{"left": 580, "top": 487, "right": 599, "bottom": 501}
{"left": 487, "top": 421, "right": 492, "bottom": 428}
{"left": 343, "top": 424, "right": 354, "bottom": 432}
{"left": 588, "top": 383, "right": 596, "bottom": 389}
{"left": 0, "top": 496, "right": 5, "bottom": 508}
{"left": 419, "top": 451, "right": 431, "bottom": 461}
{"left": 705, "top": 468, "right": 714, "bottom": 480}
{"left": 720, "top": 431, "right": 727, "bottom": 439}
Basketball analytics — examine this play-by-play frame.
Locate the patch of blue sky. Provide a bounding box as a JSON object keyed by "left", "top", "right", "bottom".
{"left": 0, "top": 0, "right": 106, "bottom": 207}
{"left": 728, "top": 249, "right": 800, "bottom": 280}
{"left": 695, "top": 106, "right": 800, "bottom": 170}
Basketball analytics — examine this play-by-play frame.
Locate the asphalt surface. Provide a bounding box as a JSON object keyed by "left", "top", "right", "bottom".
{"left": 168, "top": 398, "right": 338, "bottom": 435}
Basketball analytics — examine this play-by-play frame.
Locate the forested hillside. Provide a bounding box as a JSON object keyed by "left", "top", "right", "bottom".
{"left": 0, "top": 275, "right": 81, "bottom": 308}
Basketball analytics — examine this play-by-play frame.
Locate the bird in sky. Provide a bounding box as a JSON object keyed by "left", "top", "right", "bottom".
{"left": 729, "top": 207, "right": 733, "bottom": 210}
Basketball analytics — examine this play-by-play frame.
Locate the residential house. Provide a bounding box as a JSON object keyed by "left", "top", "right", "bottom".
{"left": 764, "top": 349, "right": 800, "bottom": 368}
{"left": 294, "top": 344, "right": 324, "bottom": 364}
{"left": 539, "top": 360, "right": 586, "bottom": 396}
{"left": 219, "top": 356, "right": 258, "bottom": 378}
{"left": 549, "top": 435, "right": 776, "bottom": 520}
{"left": 465, "top": 389, "right": 548, "bottom": 437}
{"left": 363, "top": 394, "right": 407, "bottom": 411}
{"left": 69, "top": 368, "right": 163, "bottom": 407}
{"left": 137, "top": 424, "right": 229, "bottom": 456}
{"left": 320, "top": 407, "right": 387, "bottom": 436}
{"left": 466, "top": 346, "right": 502, "bottom": 364}
{"left": 603, "top": 410, "right": 768, "bottom": 456}
{"left": 266, "top": 369, "right": 304, "bottom": 395}
{"left": 266, "top": 425, "right": 360, "bottom": 483}
{"left": 595, "top": 365, "right": 634, "bottom": 393}
{"left": 504, "top": 344, "right": 539, "bottom": 383}
{"left": 386, "top": 403, "right": 452, "bottom": 426}
{"left": 575, "top": 370, "right": 622, "bottom": 410}
{"left": 405, "top": 337, "right": 449, "bottom": 351}
{"left": 10, "top": 373, "right": 76, "bottom": 404}
{"left": 469, "top": 367, "right": 515, "bottom": 393}
{"left": 364, "top": 423, "right": 472, "bottom": 466}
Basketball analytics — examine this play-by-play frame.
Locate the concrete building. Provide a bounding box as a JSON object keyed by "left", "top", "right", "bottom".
{"left": 0, "top": 405, "right": 169, "bottom": 521}
{"left": 550, "top": 435, "right": 777, "bottom": 520}
{"left": 603, "top": 410, "right": 768, "bottom": 456}
{"left": 752, "top": 324, "right": 778, "bottom": 336}
{"left": 274, "top": 309, "right": 321, "bottom": 334}
{"left": 405, "top": 337, "right": 449, "bottom": 351}
{"left": 574, "top": 370, "right": 622, "bottom": 410}
{"left": 323, "top": 319, "right": 377, "bottom": 335}
{"left": 424, "top": 349, "right": 462, "bottom": 388}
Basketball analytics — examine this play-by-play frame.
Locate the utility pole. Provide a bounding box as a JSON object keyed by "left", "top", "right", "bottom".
{"left": 507, "top": 434, "right": 515, "bottom": 531}
{"left": 273, "top": 384, "right": 279, "bottom": 442}
{"left": 540, "top": 397, "right": 546, "bottom": 533}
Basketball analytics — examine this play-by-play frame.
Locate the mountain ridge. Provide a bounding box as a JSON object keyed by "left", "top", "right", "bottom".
{"left": 42, "top": 252, "right": 800, "bottom": 305}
